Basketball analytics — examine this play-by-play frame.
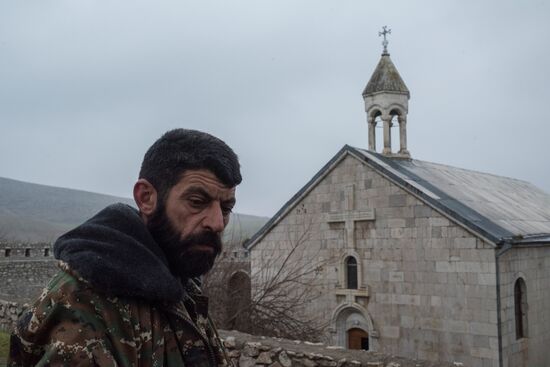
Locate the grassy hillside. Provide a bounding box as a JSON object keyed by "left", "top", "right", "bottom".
{"left": 0, "top": 176, "right": 268, "bottom": 244}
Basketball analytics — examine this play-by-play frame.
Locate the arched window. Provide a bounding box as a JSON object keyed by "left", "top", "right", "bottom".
{"left": 346, "top": 257, "right": 358, "bottom": 289}
{"left": 514, "top": 278, "right": 528, "bottom": 339}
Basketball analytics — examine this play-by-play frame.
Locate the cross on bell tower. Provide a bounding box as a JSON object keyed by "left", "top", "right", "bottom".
{"left": 362, "top": 27, "right": 411, "bottom": 158}
{"left": 379, "top": 26, "right": 391, "bottom": 55}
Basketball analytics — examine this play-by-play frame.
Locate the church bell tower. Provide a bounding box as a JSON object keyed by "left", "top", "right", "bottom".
{"left": 363, "top": 27, "right": 410, "bottom": 158}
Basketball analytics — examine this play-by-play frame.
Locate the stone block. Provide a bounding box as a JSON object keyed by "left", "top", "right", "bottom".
{"left": 389, "top": 271, "right": 404, "bottom": 282}
{"left": 425, "top": 248, "right": 450, "bottom": 261}
{"left": 388, "top": 218, "right": 406, "bottom": 228}
{"left": 381, "top": 326, "right": 400, "bottom": 339}
{"left": 224, "top": 336, "right": 237, "bottom": 349}
{"left": 473, "top": 335, "right": 489, "bottom": 348}
{"left": 429, "top": 217, "right": 450, "bottom": 227}
{"left": 478, "top": 273, "right": 496, "bottom": 286}
{"left": 239, "top": 355, "right": 256, "bottom": 367}
{"left": 318, "top": 361, "right": 337, "bottom": 367}
{"left": 456, "top": 261, "right": 482, "bottom": 273}
{"left": 400, "top": 315, "right": 414, "bottom": 328}
{"left": 394, "top": 294, "right": 420, "bottom": 306}
{"left": 489, "top": 337, "right": 499, "bottom": 350}
{"left": 430, "top": 296, "right": 441, "bottom": 307}
{"left": 470, "top": 321, "right": 497, "bottom": 336}
{"left": 296, "top": 358, "right": 317, "bottom": 367}
{"left": 470, "top": 347, "right": 498, "bottom": 360}
{"left": 243, "top": 343, "right": 260, "bottom": 357}
{"left": 257, "top": 351, "right": 274, "bottom": 365}
{"left": 445, "top": 320, "right": 468, "bottom": 333}
{"left": 390, "top": 228, "right": 404, "bottom": 238}
{"left": 435, "top": 261, "right": 455, "bottom": 273}
{"left": 414, "top": 206, "right": 432, "bottom": 218}
{"left": 228, "top": 350, "right": 241, "bottom": 358}
{"left": 431, "top": 227, "right": 442, "bottom": 238}
{"left": 453, "top": 237, "right": 477, "bottom": 249}
{"left": 389, "top": 194, "right": 407, "bottom": 207}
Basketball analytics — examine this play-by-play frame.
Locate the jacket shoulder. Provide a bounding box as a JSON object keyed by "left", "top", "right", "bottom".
{"left": 8, "top": 268, "right": 120, "bottom": 366}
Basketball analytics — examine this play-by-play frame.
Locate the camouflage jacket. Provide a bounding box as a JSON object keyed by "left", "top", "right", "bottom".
{"left": 8, "top": 204, "right": 229, "bottom": 367}
{"left": 8, "top": 264, "right": 228, "bottom": 367}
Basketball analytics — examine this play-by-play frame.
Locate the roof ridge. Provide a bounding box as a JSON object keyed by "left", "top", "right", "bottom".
{"left": 351, "top": 146, "right": 534, "bottom": 186}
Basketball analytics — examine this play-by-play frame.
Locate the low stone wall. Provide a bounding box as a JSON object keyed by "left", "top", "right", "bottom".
{"left": 0, "top": 299, "right": 25, "bottom": 332}
{"left": 0, "top": 260, "right": 57, "bottom": 304}
{"left": 0, "top": 242, "right": 58, "bottom": 304}
{"left": 0, "top": 304, "right": 464, "bottom": 366}
{"left": 219, "top": 330, "right": 464, "bottom": 367}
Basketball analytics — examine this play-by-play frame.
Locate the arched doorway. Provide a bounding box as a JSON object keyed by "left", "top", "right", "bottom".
{"left": 332, "top": 305, "right": 374, "bottom": 351}
{"left": 226, "top": 271, "right": 251, "bottom": 331}
{"left": 348, "top": 328, "right": 369, "bottom": 350}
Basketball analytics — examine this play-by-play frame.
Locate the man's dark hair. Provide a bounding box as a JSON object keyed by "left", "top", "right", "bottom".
{"left": 139, "top": 129, "right": 242, "bottom": 200}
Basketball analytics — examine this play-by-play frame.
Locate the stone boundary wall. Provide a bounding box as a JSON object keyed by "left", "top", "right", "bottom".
{"left": 0, "top": 303, "right": 464, "bottom": 367}
{"left": 219, "top": 330, "right": 464, "bottom": 367}
{"left": 0, "top": 259, "right": 58, "bottom": 303}
{"left": 0, "top": 242, "right": 53, "bottom": 259}
{"left": 0, "top": 299, "right": 25, "bottom": 332}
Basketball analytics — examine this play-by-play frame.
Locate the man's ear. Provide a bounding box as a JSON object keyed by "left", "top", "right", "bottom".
{"left": 133, "top": 179, "right": 158, "bottom": 217}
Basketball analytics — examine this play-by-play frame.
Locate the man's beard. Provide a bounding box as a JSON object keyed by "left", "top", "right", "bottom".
{"left": 147, "top": 204, "right": 222, "bottom": 279}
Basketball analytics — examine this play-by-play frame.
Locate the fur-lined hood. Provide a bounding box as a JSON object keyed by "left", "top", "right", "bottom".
{"left": 54, "top": 203, "right": 184, "bottom": 303}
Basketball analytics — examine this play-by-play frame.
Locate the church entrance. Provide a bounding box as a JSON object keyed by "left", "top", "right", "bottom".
{"left": 347, "top": 328, "right": 369, "bottom": 350}
{"left": 332, "top": 306, "right": 374, "bottom": 351}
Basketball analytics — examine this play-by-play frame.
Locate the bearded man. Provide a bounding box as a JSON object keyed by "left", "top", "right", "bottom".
{"left": 8, "top": 129, "right": 241, "bottom": 367}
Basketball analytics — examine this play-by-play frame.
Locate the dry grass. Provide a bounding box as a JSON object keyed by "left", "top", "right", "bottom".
{"left": 0, "top": 330, "right": 9, "bottom": 361}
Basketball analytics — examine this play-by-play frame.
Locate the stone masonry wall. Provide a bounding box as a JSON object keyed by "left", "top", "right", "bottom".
{"left": 0, "top": 316, "right": 464, "bottom": 367}
{"left": 251, "top": 154, "right": 499, "bottom": 366}
{"left": 498, "top": 246, "right": 550, "bottom": 367}
{"left": 0, "top": 299, "right": 25, "bottom": 332}
{"left": 0, "top": 242, "right": 58, "bottom": 304}
{"left": 219, "top": 330, "right": 463, "bottom": 367}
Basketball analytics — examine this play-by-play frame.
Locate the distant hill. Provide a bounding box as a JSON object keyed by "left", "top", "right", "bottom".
{"left": 0, "top": 176, "right": 268, "bottom": 244}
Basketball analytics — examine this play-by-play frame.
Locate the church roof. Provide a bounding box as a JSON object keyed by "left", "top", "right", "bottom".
{"left": 362, "top": 54, "right": 410, "bottom": 97}
{"left": 247, "top": 146, "right": 550, "bottom": 249}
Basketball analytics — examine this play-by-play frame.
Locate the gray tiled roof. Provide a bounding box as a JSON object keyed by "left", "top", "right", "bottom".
{"left": 362, "top": 54, "right": 409, "bottom": 97}
{"left": 353, "top": 147, "right": 550, "bottom": 242}
{"left": 247, "top": 146, "right": 550, "bottom": 249}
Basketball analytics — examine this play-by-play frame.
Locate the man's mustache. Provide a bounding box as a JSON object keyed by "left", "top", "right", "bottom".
{"left": 180, "top": 231, "right": 222, "bottom": 254}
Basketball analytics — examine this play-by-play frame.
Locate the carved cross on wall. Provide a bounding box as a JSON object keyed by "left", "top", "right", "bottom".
{"left": 326, "top": 184, "right": 375, "bottom": 249}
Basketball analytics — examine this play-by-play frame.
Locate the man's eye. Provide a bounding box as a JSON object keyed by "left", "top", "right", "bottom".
{"left": 221, "top": 206, "right": 233, "bottom": 216}
{"left": 188, "top": 198, "right": 206, "bottom": 207}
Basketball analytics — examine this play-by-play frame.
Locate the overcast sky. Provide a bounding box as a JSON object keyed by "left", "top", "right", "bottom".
{"left": 1, "top": 0, "right": 549, "bottom": 217}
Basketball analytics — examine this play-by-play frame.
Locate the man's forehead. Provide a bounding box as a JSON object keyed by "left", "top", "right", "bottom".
{"left": 178, "top": 170, "right": 236, "bottom": 196}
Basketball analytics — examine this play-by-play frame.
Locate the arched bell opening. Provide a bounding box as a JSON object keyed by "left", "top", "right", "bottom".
{"left": 368, "top": 109, "right": 382, "bottom": 153}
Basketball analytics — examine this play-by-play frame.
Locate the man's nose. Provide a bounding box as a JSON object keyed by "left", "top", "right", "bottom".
{"left": 203, "top": 202, "right": 225, "bottom": 233}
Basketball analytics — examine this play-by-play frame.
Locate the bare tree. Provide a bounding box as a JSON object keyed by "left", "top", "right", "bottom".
{"left": 246, "top": 222, "right": 332, "bottom": 341}
{"left": 202, "top": 223, "right": 252, "bottom": 332}
{"left": 204, "top": 217, "right": 334, "bottom": 342}
{"left": 202, "top": 252, "right": 251, "bottom": 331}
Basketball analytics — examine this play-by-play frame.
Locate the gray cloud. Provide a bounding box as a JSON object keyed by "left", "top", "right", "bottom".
{"left": 0, "top": 0, "right": 549, "bottom": 216}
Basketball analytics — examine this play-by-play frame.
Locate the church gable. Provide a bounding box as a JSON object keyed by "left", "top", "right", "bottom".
{"left": 250, "top": 149, "right": 499, "bottom": 363}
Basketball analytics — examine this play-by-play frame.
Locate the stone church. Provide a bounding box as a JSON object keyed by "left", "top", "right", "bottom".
{"left": 246, "top": 40, "right": 550, "bottom": 367}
